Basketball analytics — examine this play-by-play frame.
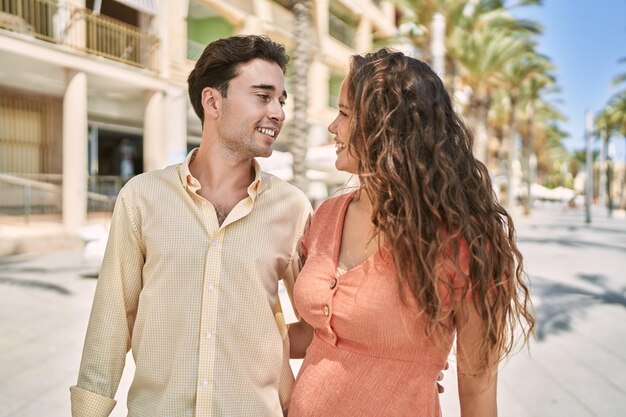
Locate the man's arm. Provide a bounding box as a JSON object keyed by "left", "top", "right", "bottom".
{"left": 70, "top": 189, "right": 144, "bottom": 417}
{"left": 455, "top": 301, "right": 498, "bottom": 417}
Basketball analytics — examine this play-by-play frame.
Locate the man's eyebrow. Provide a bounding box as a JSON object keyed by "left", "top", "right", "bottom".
{"left": 251, "top": 84, "right": 287, "bottom": 100}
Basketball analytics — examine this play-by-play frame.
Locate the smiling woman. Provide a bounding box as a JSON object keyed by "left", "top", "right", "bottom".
{"left": 288, "top": 48, "right": 534, "bottom": 417}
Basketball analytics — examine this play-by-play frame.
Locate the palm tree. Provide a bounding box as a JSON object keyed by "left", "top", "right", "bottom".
{"left": 529, "top": 100, "right": 568, "bottom": 181}
{"left": 451, "top": 13, "right": 538, "bottom": 164}
{"left": 610, "top": 60, "right": 626, "bottom": 210}
{"left": 515, "top": 57, "right": 557, "bottom": 214}
{"left": 392, "top": 0, "right": 469, "bottom": 88}
{"left": 289, "top": 0, "right": 312, "bottom": 192}
{"left": 595, "top": 105, "right": 619, "bottom": 213}
{"left": 605, "top": 93, "right": 626, "bottom": 210}
{"left": 498, "top": 51, "right": 556, "bottom": 207}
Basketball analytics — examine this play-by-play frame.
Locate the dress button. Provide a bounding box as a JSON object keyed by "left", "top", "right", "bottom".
{"left": 323, "top": 305, "right": 330, "bottom": 316}
{"left": 330, "top": 277, "right": 337, "bottom": 289}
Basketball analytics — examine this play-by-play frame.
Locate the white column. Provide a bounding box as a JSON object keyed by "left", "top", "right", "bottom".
{"left": 355, "top": 17, "right": 372, "bottom": 53}
{"left": 62, "top": 70, "right": 88, "bottom": 232}
{"left": 316, "top": 0, "right": 330, "bottom": 37}
{"left": 431, "top": 13, "right": 446, "bottom": 79}
{"left": 143, "top": 90, "right": 166, "bottom": 172}
{"left": 242, "top": 15, "right": 262, "bottom": 34}
{"left": 165, "top": 87, "right": 188, "bottom": 165}
{"left": 309, "top": 60, "right": 329, "bottom": 117}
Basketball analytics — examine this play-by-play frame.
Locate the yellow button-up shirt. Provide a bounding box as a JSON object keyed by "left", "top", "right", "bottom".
{"left": 70, "top": 150, "right": 312, "bottom": 417}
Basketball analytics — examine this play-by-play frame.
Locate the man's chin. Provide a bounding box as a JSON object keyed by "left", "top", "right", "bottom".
{"left": 256, "top": 147, "right": 273, "bottom": 158}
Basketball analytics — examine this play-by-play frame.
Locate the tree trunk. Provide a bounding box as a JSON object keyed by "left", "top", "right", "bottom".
{"left": 504, "top": 96, "right": 518, "bottom": 209}
{"left": 523, "top": 100, "right": 536, "bottom": 216}
{"left": 598, "top": 133, "right": 608, "bottom": 210}
{"left": 621, "top": 136, "right": 626, "bottom": 210}
{"left": 290, "top": 0, "right": 311, "bottom": 192}
{"left": 469, "top": 94, "right": 490, "bottom": 164}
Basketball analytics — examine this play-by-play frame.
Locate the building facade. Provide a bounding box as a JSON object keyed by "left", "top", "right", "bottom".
{"left": 0, "top": 0, "right": 400, "bottom": 231}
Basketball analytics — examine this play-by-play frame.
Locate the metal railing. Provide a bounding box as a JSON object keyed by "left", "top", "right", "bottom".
{"left": 87, "top": 175, "right": 123, "bottom": 213}
{"left": 0, "top": 0, "right": 160, "bottom": 71}
{"left": 187, "top": 38, "right": 204, "bottom": 61}
{"left": 0, "top": 173, "right": 62, "bottom": 222}
{"left": 0, "top": 173, "right": 120, "bottom": 223}
{"left": 328, "top": 12, "right": 355, "bottom": 47}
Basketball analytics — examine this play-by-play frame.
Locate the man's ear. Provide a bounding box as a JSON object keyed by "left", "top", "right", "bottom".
{"left": 201, "top": 87, "right": 221, "bottom": 119}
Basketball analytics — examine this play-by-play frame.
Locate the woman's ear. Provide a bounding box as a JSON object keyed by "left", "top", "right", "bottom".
{"left": 201, "top": 87, "right": 221, "bottom": 119}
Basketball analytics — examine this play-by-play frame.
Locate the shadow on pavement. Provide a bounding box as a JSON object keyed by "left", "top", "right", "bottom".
{"left": 518, "top": 237, "right": 626, "bottom": 253}
{"left": 0, "top": 276, "right": 72, "bottom": 295}
{"left": 529, "top": 223, "right": 626, "bottom": 237}
{"left": 531, "top": 274, "right": 626, "bottom": 341}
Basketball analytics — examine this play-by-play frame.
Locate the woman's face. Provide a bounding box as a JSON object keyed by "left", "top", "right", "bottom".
{"left": 328, "top": 78, "right": 359, "bottom": 174}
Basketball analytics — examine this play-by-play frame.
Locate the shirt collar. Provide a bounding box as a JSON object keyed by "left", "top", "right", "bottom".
{"left": 178, "top": 148, "right": 264, "bottom": 197}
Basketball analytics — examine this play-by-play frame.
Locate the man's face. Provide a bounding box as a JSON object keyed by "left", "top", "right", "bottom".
{"left": 216, "top": 59, "right": 286, "bottom": 159}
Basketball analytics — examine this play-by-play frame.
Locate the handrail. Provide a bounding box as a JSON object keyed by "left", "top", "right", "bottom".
{"left": 0, "top": 173, "right": 59, "bottom": 192}
{"left": 0, "top": 173, "right": 117, "bottom": 203}
{"left": 0, "top": 173, "right": 118, "bottom": 223}
{"left": 0, "top": 0, "right": 160, "bottom": 71}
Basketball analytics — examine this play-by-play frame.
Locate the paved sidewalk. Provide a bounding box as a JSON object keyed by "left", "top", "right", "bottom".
{"left": 0, "top": 205, "right": 625, "bottom": 416}
{"left": 439, "top": 205, "right": 626, "bottom": 416}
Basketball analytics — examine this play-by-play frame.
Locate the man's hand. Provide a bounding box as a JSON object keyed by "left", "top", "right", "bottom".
{"left": 437, "top": 361, "right": 450, "bottom": 394}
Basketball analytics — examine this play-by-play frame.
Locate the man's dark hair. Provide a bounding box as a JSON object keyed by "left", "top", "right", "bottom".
{"left": 187, "top": 35, "right": 289, "bottom": 123}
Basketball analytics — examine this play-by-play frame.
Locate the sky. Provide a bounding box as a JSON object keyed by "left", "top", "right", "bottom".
{"left": 513, "top": 0, "right": 626, "bottom": 159}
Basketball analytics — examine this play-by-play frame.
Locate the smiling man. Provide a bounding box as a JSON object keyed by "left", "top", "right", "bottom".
{"left": 70, "top": 35, "right": 312, "bottom": 417}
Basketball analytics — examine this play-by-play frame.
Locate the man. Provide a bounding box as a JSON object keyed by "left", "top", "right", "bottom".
{"left": 70, "top": 35, "right": 312, "bottom": 417}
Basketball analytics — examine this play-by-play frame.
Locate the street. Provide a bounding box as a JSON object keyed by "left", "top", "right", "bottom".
{"left": 0, "top": 204, "right": 625, "bottom": 417}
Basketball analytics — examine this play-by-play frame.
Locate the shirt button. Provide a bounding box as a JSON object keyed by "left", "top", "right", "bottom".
{"left": 202, "top": 380, "right": 209, "bottom": 387}
{"left": 210, "top": 239, "right": 219, "bottom": 246}
{"left": 208, "top": 285, "right": 215, "bottom": 292}
{"left": 205, "top": 332, "right": 212, "bottom": 339}
{"left": 330, "top": 277, "right": 337, "bottom": 289}
{"left": 323, "top": 305, "right": 330, "bottom": 316}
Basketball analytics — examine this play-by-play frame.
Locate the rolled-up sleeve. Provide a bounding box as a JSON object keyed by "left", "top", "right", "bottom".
{"left": 70, "top": 385, "right": 117, "bottom": 417}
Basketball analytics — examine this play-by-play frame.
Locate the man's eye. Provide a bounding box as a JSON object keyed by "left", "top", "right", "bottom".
{"left": 279, "top": 100, "right": 286, "bottom": 107}
{"left": 257, "top": 94, "right": 270, "bottom": 102}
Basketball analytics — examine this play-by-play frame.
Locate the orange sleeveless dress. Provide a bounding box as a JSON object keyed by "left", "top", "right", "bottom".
{"left": 290, "top": 193, "right": 469, "bottom": 417}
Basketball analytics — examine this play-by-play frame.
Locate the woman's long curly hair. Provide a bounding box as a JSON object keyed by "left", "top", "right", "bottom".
{"left": 346, "top": 49, "right": 534, "bottom": 374}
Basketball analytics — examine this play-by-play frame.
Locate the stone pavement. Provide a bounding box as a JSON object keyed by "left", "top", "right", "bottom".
{"left": 0, "top": 204, "right": 625, "bottom": 416}
{"left": 438, "top": 204, "right": 626, "bottom": 417}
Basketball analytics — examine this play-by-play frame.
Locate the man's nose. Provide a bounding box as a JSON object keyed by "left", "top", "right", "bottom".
{"left": 268, "top": 100, "right": 285, "bottom": 122}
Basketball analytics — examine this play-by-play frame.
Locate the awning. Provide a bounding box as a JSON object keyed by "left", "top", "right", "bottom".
{"left": 112, "top": 0, "right": 158, "bottom": 15}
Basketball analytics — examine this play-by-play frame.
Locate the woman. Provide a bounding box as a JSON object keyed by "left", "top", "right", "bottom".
{"left": 287, "top": 49, "right": 534, "bottom": 417}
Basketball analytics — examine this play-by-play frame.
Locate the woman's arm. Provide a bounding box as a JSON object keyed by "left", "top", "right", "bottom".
{"left": 455, "top": 301, "right": 498, "bottom": 417}
{"left": 288, "top": 319, "right": 314, "bottom": 358}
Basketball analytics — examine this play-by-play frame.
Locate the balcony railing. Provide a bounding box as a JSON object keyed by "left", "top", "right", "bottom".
{"left": 0, "top": 0, "right": 160, "bottom": 71}
{"left": 0, "top": 173, "right": 119, "bottom": 223}
{"left": 329, "top": 12, "right": 355, "bottom": 48}
{"left": 187, "top": 38, "right": 204, "bottom": 61}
